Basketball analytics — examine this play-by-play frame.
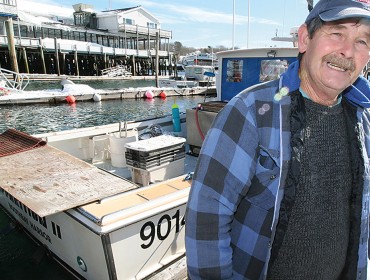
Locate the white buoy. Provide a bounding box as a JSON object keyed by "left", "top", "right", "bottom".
{"left": 93, "top": 93, "right": 102, "bottom": 102}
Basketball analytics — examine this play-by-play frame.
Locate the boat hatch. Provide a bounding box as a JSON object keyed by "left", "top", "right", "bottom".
{"left": 77, "top": 176, "right": 191, "bottom": 226}
{"left": 0, "top": 140, "right": 137, "bottom": 217}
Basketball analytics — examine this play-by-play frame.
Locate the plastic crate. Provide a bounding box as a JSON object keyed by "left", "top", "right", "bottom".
{"left": 126, "top": 151, "right": 185, "bottom": 169}
{"left": 125, "top": 146, "right": 185, "bottom": 169}
{"left": 129, "top": 158, "right": 185, "bottom": 186}
{"left": 125, "top": 135, "right": 186, "bottom": 159}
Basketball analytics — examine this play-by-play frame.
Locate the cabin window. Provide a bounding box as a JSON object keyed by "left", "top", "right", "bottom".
{"left": 260, "top": 60, "right": 288, "bottom": 82}
{"left": 226, "top": 60, "right": 243, "bottom": 83}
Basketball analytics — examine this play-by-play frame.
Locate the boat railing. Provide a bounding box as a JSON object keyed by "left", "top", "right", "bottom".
{"left": 0, "top": 67, "right": 29, "bottom": 92}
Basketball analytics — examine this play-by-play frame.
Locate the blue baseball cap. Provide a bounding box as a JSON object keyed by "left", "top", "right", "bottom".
{"left": 305, "top": 0, "right": 370, "bottom": 24}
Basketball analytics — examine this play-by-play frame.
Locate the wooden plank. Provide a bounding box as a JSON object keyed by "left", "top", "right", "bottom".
{"left": 0, "top": 145, "right": 137, "bottom": 217}
{"left": 80, "top": 176, "right": 191, "bottom": 220}
{"left": 137, "top": 184, "right": 178, "bottom": 200}
{"left": 81, "top": 194, "right": 148, "bottom": 219}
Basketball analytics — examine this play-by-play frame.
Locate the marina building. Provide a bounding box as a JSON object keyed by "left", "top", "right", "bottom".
{"left": 0, "top": 1, "right": 174, "bottom": 76}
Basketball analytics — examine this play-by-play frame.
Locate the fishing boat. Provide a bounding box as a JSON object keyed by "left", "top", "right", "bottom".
{"left": 0, "top": 115, "right": 193, "bottom": 280}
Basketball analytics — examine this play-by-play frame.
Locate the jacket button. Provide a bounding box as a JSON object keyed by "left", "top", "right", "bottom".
{"left": 270, "top": 175, "right": 276, "bottom": 180}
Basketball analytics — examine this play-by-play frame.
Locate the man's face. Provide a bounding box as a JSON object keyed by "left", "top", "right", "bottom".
{"left": 298, "top": 19, "right": 370, "bottom": 104}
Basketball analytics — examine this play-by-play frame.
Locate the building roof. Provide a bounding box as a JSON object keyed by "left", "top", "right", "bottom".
{"left": 102, "top": 6, "right": 140, "bottom": 13}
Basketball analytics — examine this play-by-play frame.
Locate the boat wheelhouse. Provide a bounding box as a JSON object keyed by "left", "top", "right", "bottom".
{"left": 216, "top": 47, "right": 298, "bottom": 101}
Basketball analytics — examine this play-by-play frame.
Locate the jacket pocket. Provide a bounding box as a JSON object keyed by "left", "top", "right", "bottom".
{"left": 246, "top": 146, "right": 279, "bottom": 211}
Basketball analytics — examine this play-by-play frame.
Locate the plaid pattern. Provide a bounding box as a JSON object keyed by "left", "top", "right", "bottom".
{"left": 185, "top": 66, "right": 370, "bottom": 280}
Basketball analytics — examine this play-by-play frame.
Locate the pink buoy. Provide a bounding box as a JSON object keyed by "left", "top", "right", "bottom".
{"left": 66, "top": 95, "right": 76, "bottom": 104}
{"left": 159, "top": 90, "right": 167, "bottom": 99}
{"left": 145, "top": 90, "right": 154, "bottom": 99}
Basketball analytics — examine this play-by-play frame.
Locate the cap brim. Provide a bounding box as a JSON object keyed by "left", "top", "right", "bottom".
{"left": 320, "top": 7, "right": 370, "bottom": 21}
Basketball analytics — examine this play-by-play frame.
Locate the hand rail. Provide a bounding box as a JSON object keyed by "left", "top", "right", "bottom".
{"left": 0, "top": 67, "right": 29, "bottom": 92}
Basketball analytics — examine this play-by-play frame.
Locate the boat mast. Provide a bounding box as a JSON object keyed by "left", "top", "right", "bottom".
{"left": 232, "top": 0, "right": 235, "bottom": 50}
{"left": 247, "top": 0, "right": 250, "bottom": 49}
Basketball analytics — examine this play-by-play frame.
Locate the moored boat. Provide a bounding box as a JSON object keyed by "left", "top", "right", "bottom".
{"left": 0, "top": 115, "right": 193, "bottom": 280}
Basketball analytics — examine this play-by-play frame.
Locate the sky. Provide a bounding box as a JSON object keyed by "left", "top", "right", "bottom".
{"left": 17, "top": 0, "right": 312, "bottom": 49}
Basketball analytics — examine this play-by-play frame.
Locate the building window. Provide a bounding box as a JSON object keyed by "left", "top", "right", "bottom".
{"left": 124, "top": 18, "right": 135, "bottom": 25}
{"left": 0, "top": 0, "right": 17, "bottom": 6}
{"left": 147, "top": 22, "right": 157, "bottom": 29}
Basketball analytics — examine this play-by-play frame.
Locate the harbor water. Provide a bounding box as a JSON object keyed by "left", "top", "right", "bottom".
{"left": 0, "top": 79, "right": 215, "bottom": 279}
{"left": 0, "top": 79, "right": 215, "bottom": 135}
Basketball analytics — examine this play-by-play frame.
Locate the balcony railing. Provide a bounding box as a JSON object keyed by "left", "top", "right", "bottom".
{"left": 0, "top": 0, "right": 17, "bottom": 16}
{"left": 0, "top": 35, "right": 171, "bottom": 57}
{"left": 118, "top": 24, "right": 172, "bottom": 39}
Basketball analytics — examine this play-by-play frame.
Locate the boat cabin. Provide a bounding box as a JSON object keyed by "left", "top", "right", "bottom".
{"left": 186, "top": 47, "right": 298, "bottom": 154}
{"left": 216, "top": 47, "right": 298, "bottom": 101}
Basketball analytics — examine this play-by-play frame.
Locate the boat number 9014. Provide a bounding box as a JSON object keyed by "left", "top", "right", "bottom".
{"left": 140, "top": 209, "right": 185, "bottom": 249}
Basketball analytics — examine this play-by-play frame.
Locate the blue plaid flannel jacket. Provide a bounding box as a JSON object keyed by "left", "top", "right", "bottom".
{"left": 185, "top": 61, "right": 370, "bottom": 280}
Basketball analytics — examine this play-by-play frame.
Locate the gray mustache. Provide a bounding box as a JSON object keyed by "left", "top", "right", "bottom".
{"left": 323, "top": 54, "right": 356, "bottom": 72}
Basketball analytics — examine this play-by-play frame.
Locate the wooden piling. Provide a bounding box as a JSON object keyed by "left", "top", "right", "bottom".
{"left": 22, "top": 47, "right": 29, "bottom": 74}
{"left": 155, "top": 32, "right": 159, "bottom": 87}
{"left": 74, "top": 50, "right": 80, "bottom": 76}
{"left": 131, "top": 54, "right": 136, "bottom": 76}
{"left": 5, "top": 18, "right": 19, "bottom": 75}
{"left": 54, "top": 37, "right": 60, "bottom": 76}
{"left": 39, "top": 38, "right": 47, "bottom": 74}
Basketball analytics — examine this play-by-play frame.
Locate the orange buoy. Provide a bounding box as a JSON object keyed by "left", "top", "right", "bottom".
{"left": 66, "top": 95, "right": 76, "bottom": 104}
{"left": 159, "top": 90, "right": 167, "bottom": 99}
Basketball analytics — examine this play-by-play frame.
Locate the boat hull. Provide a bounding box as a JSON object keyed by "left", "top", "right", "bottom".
{"left": 0, "top": 183, "right": 188, "bottom": 280}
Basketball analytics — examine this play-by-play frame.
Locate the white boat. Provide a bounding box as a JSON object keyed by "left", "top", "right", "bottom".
{"left": 180, "top": 51, "right": 217, "bottom": 68}
{"left": 0, "top": 116, "right": 193, "bottom": 280}
{"left": 158, "top": 65, "right": 216, "bottom": 88}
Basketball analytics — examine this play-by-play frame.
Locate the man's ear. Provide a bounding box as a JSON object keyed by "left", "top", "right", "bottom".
{"left": 298, "top": 24, "right": 309, "bottom": 53}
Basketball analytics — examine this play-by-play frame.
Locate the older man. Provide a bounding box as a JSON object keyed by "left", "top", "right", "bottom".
{"left": 185, "top": 0, "right": 370, "bottom": 279}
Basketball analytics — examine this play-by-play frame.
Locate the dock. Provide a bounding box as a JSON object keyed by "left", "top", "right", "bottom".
{"left": 0, "top": 73, "right": 216, "bottom": 105}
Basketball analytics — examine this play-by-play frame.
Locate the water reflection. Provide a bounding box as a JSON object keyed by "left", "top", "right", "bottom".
{"left": 0, "top": 96, "right": 215, "bottom": 135}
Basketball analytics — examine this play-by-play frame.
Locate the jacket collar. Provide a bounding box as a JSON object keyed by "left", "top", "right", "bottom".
{"left": 281, "top": 60, "right": 370, "bottom": 108}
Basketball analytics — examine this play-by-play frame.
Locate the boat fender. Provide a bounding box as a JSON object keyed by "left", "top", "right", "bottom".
{"left": 65, "top": 95, "right": 76, "bottom": 104}
{"left": 159, "top": 91, "right": 167, "bottom": 99}
{"left": 145, "top": 90, "right": 154, "bottom": 99}
{"left": 93, "top": 93, "right": 102, "bottom": 102}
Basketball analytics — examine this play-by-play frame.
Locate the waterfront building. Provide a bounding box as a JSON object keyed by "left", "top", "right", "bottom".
{"left": 0, "top": 1, "right": 174, "bottom": 76}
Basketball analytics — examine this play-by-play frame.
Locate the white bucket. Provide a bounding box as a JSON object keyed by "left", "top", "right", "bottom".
{"left": 109, "top": 130, "right": 138, "bottom": 167}
{"left": 92, "top": 135, "right": 110, "bottom": 163}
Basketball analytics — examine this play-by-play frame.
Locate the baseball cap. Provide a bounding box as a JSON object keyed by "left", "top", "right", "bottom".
{"left": 305, "top": 0, "right": 370, "bottom": 24}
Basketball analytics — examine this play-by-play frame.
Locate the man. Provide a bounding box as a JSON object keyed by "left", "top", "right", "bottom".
{"left": 185, "top": 0, "right": 370, "bottom": 279}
